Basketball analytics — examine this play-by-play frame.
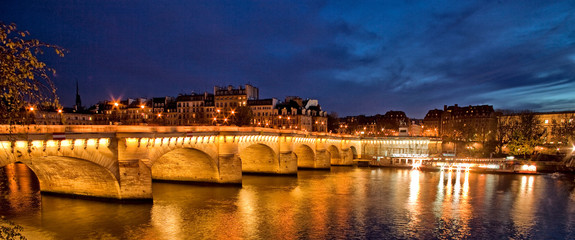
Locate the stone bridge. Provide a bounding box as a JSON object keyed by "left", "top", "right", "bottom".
{"left": 0, "top": 125, "right": 431, "bottom": 200}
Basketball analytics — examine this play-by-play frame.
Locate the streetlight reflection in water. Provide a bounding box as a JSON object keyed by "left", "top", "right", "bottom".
{"left": 1, "top": 165, "right": 575, "bottom": 239}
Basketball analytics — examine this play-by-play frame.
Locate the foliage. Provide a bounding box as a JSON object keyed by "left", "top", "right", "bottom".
{"left": 495, "top": 115, "right": 517, "bottom": 154}
{"left": 506, "top": 112, "right": 545, "bottom": 158}
{"left": 0, "top": 22, "right": 65, "bottom": 125}
{"left": 327, "top": 112, "right": 339, "bottom": 133}
{"left": 0, "top": 216, "right": 27, "bottom": 240}
{"left": 233, "top": 106, "right": 253, "bottom": 127}
{"left": 551, "top": 113, "right": 575, "bottom": 144}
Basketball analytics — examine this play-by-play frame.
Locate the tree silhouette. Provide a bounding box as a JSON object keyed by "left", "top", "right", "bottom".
{"left": 1, "top": 22, "right": 65, "bottom": 124}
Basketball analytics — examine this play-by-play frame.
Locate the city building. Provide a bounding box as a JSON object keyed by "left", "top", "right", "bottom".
{"left": 248, "top": 98, "right": 278, "bottom": 128}
{"left": 85, "top": 83, "right": 329, "bottom": 132}
{"left": 338, "top": 111, "right": 410, "bottom": 136}
{"left": 423, "top": 104, "right": 498, "bottom": 142}
{"left": 422, "top": 109, "right": 442, "bottom": 137}
{"left": 176, "top": 93, "right": 214, "bottom": 125}
{"left": 31, "top": 108, "right": 93, "bottom": 125}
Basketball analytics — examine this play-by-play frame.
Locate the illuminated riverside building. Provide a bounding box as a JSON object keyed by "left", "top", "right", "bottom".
{"left": 274, "top": 97, "right": 328, "bottom": 132}
{"left": 214, "top": 84, "right": 258, "bottom": 114}
{"left": 248, "top": 98, "right": 278, "bottom": 128}
{"left": 422, "top": 109, "right": 442, "bottom": 137}
{"left": 338, "top": 111, "right": 411, "bottom": 136}
{"left": 501, "top": 111, "right": 575, "bottom": 155}
{"left": 86, "top": 84, "right": 330, "bottom": 132}
{"left": 29, "top": 109, "right": 93, "bottom": 125}
{"left": 176, "top": 93, "right": 214, "bottom": 125}
{"left": 422, "top": 104, "right": 498, "bottom": 141}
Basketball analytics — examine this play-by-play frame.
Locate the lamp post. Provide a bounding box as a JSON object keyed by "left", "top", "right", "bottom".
{"left": 57, "top": 109, "right": 63, "bottom": 125}
{"left": 140, "top": 104, "right": 147, "bottom": 124}
{"left": 28, "top": 106, "right": 35, "bottom": 124}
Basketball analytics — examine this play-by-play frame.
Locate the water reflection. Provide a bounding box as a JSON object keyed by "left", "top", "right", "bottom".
{"left": 433, "top": 170, "right": 472, "bottom": 239}
{"left": 0, "top": 163, "right": 41, "bottom": 217}
{"left": 511, "top": 175, "right": 537, "bottom": 238}
{"left": 405, "top": 170, "right": 421, "bottom": 238}
{"left": 1, "top": 165, "right": 575, "bottom": 239}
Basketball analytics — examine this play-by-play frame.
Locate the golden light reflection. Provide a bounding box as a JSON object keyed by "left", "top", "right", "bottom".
{"left": 238, "top": 188, "right": 258, "bottom": 238}
{"left": 512, "top": 175, "right": 537, "bottom": 234}
{"left": 435, "top": 170, "right": 473, "bottom": 238}
{"left": 408, "top": 170, "right": 420, "bottom": 204}
{"left": 433, "top": 171, "right": 445, "bottom": 216}
{"left": 151, "top": 205, "right": 182, "bottom": 239}
{"left": 406, "top": 169, "right": 422, "bottom": 237}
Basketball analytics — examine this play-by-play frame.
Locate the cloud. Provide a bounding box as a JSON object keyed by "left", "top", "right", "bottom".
{"left": 2, "top": 0, "right": 575, "bottom": 118}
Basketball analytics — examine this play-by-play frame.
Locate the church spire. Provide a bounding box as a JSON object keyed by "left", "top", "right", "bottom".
{"left": 74, "top": 79, "right": 83, "bottom": 112}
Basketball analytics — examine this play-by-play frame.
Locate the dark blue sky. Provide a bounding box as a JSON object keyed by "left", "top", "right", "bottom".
{"left": 2, "top": 0, "right": 575, "bottom": 118}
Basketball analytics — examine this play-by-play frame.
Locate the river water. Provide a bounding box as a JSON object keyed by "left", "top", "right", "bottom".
{"left": 1, "top": 163, "right": 575, "bottom": 239}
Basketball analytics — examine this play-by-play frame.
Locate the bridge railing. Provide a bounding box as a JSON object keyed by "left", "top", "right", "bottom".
{"left": 0, "top": 125, "right": 360, "bottom": 139}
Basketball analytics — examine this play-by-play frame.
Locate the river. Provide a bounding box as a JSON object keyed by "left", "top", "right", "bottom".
{"left": 1, "top": 163, "right": 575, "bottom": 239}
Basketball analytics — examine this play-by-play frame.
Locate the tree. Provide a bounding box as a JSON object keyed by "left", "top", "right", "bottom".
{"left": 551, "top": 113, "right": 575, "bottom": 144}
{"left": 506, "top": 112, "right": 545, "bottom": 158}
{"left": 327, "top": 112, "right": 339, "bottom": 133}
{"left": 233, "top": 106, "right": 253, "bottom": 127}
{"left": 495, "top": 115, "right": 517, "bottom": 154}
{"left": 1, "top": 22, "right": 65, "bottom": 125}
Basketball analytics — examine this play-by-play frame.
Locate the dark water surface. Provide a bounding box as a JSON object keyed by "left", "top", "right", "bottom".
{"left": 1, "top": 163, "right": 575, "bottom": 239}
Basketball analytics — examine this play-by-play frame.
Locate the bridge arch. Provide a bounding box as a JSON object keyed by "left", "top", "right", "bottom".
{"left": 328, "top": 145, "right": 343, "bottom": 165}
{"left": 239, "top": 143, "right": 278, "bottom": 173}
{"left": 295, "top": 144, "right": 315, "bottom": 168}
{"left": 1, "top": 139, "right": 119, "bottom": 181}
{"left": 21, "top": 156, "right": 121, "bottom": 199}
{"left": 151, "top": 148, "right": 219, "bottom": 182}
{"left": 337, "top": 146, "right": 357, "bottom": 165}
{"left": 349, "top": 146, "right": 358, "bottom": 159}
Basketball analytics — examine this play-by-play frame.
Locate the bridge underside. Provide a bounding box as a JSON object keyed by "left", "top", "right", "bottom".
{"left": 152, "top": 148, "right": 242, "bottom": 184}
{"left": 240, "top": 144, "right": 296, "bottom": 174}
{"left": 22, "top": 156, "right": 122, "bottom": 199}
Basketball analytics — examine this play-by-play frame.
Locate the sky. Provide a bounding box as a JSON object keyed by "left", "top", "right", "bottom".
{"left": 2, "top": 0, "right": 575, "bottom": 118}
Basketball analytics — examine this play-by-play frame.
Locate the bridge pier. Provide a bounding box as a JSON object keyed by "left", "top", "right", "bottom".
{"left": 118, "top": 159, "right": 152, "bottom": 199}
{"left": 217, "top": 137, "right": 242, "bottom": 183}
{"left": 314, "top": 150, "right": 331, "bottom": 169}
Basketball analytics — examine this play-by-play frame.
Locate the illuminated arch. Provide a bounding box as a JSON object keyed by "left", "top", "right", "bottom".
{"left": 328, "top": 145, "right": 342, "bottom": 165}
{"left": 350, "top": 146, "right": 358, "bottom": 159}
{"left": 295, "top": 144, "right": 315, "bottom": 168}
{"left": 22, "top": 156, "right": 121, "bottom": 199}
{"left": 152, "top": 148, "right": 219, "bottom": 182}
{"left": 240, "top": 143, "right": 277, "bottom": 173}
